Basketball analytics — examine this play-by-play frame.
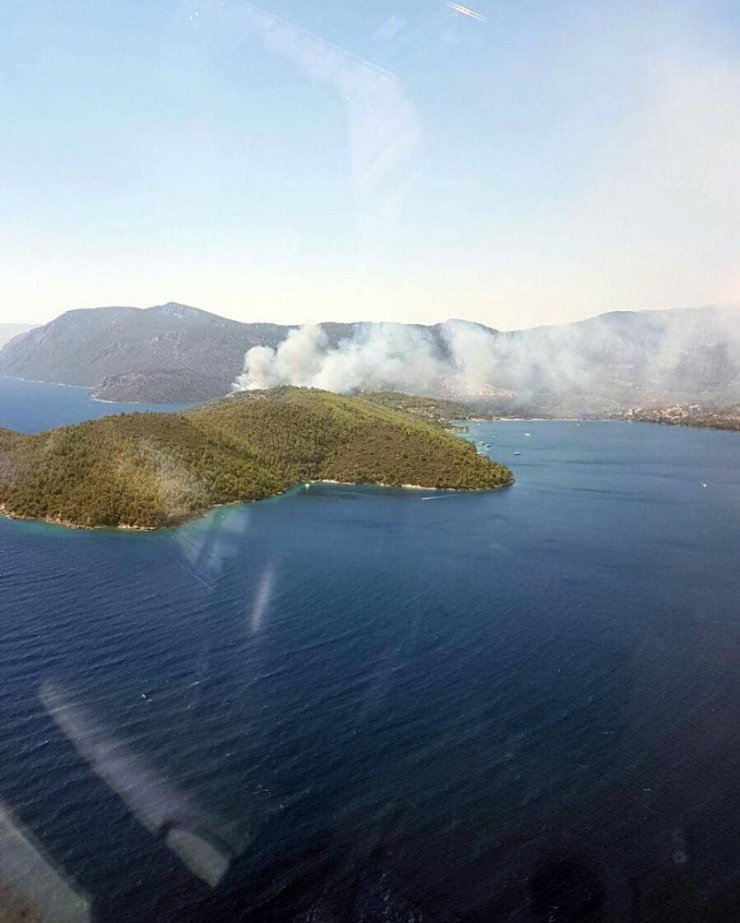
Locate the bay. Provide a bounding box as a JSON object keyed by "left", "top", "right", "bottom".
{"left": 0, "top": 379, "right": 738, "bottom": 920}
{"left": 0, "top": 376, "right": 194, "bottom": 434}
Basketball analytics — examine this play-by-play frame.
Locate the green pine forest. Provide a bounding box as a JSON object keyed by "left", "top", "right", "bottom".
{"left": 0, "top": 387, "right": 513, "bottom": 529}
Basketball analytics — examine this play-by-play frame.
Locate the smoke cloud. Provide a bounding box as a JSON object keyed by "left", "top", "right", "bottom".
{"left": 233, "top": 308, "right": 740, "bottom": 413}
{"left": 236, "top": 323, "right": 447, "bottom": 394}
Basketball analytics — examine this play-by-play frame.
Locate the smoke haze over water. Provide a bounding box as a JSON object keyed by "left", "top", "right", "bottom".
{"left": 233, "top": 307, "right": 740, "bottom": 413}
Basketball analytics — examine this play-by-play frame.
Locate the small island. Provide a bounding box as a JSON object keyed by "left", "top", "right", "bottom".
{"left": 0, "top": 387, "right": 513, "bottom": 530}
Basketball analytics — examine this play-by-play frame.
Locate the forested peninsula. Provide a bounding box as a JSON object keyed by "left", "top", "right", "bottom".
{"left": 0, "top": 387, "right": 513, "bottom": 530}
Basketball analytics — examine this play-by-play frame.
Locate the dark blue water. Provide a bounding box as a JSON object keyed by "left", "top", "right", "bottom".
{"left": 0, "top": 376, "right": 194, "bottom": 433}
{"left": 0, "top": 382, "right": 739, "bottom": 921}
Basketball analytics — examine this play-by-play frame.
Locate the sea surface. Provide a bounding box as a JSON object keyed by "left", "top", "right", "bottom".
{"left": 0, "top": 375, "right": 194, "bottom": 433}
{"left": 0, "top": 380, "right": 739, "bottom": 921}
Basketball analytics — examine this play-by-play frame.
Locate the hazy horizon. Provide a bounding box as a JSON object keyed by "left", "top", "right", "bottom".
{"left": 3, "top": 299, "right": 740, "bottom": 334}
{"left": 2, "top": 0, "right": 739, "bottom": 328}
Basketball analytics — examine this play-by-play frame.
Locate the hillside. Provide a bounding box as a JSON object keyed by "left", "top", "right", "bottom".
{"left": 0, "top": 388, "right": 512, "bottom": 530}
{"left": 90, "top": 369, "right": 228, "bottom": 403}
{"left": 472, "top": 305, "right": 740, "bottom": 416}
{"left": 0, "top": 304, "right": 291, "bottom": 399}
{"left": 360, "top": 392, "right": 477, "bottom": 427}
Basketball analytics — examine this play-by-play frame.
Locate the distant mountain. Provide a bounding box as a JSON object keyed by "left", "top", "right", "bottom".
{"left": 0, "top": 324, "right": 36, "bottom": 349}
{"left": 0, "top": 301, "right": 737, "bottom": 413}
{"left": 462, "top": 305, "right": 740, "bottom": 416}
{"left": 0, "top": 303, "right": 289, "bottom": 397}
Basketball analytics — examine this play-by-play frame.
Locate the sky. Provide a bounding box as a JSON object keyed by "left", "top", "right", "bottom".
{"left": 1, "top": 0, "right": 740, "bottom": 329}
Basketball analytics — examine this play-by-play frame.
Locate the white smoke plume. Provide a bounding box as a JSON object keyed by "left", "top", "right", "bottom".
{"left": 235, "top": 323, "right": 454, "bottom": 395}
{"left": 233, "top": 308, "right": 740, "bottom": 412}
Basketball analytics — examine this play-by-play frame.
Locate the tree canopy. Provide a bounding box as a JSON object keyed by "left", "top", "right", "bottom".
{"left": 0, "top": 387, "right": 513, "bottom": 529}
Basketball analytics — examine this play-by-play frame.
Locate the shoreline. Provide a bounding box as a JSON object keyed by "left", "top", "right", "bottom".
{"left": 0, "top": 373, "right": 89, "bottom": 390}
{"left": 0, "top": 478, "right": 511, "bottom": 535}
{"left": 0, "top": 504, "right": 157, "bottom": 532}
{"left": 0, "top": 375, "right": 191, "bottom": 407}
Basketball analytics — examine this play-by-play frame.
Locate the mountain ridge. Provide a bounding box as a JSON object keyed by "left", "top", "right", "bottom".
{"left": 0, "top": 302, "right": 737, "bottom": 412}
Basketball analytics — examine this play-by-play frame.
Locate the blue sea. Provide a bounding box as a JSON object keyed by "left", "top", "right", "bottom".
{"left": 0, "top": 379, "right": 739, "bottom": 921}
{"left": 0, "top": 376, "right": 194, "bottom": 433}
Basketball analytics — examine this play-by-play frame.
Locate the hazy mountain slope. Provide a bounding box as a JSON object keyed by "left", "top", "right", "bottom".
{"left": 91, "top": 370, "right": 231, "bottom": 403}
{"left": 0, "top": 388, "right": 512, "bottom": 529}
{"left": 0, "top": 304, "right": 290, "bottom": 394}
{"left": 0, "top": 324, "right": 36, "bottom": 349}
{"left": 470, "top": 305, "right": 740, "bottom": 415}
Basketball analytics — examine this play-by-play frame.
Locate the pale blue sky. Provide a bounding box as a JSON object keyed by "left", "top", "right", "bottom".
{"left": 2, "top": 0, "right": 739, "bottom": 327}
